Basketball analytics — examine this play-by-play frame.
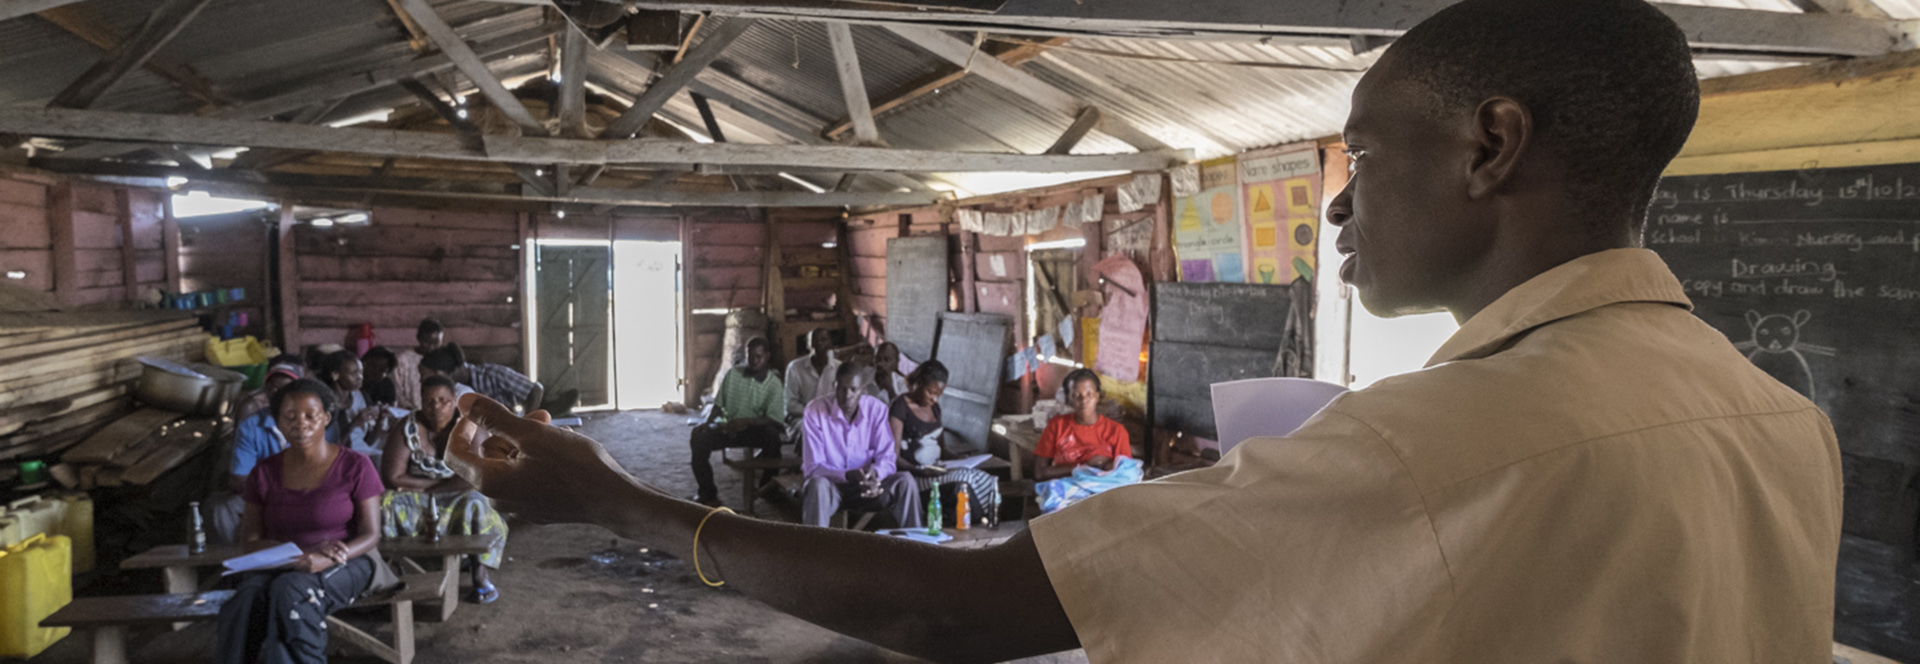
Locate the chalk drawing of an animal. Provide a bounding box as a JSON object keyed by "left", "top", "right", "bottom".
{"left": 1732, "top": 310, "right": 1837, "bottom": 401}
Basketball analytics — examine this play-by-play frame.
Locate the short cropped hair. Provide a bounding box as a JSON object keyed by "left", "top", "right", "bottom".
{"left": 317, "top": 350, "right": 359, "bottom": 388}
{"left": 421, "top": 375, "right": 457, "bottom": 398}
{"left": 273, "top": 377, "right": 337, "bottom": 417}
{"left": 417, "top": 318, "right": 444, "bottom": 337}
{"left": 908, "top": 360, "right": 948, "bottom": 388}
{"left": 421, "top": 343, "right": 466, "bottom": 374}
{"left": 363, "top": 346, "right": 397, "bottom": 366}
{"left": 835, "top": 360, "right": 865, "bottom": 381}
{"left": 744, "top": 336, "right": 769, "bottom": 352}
{"left": 1386, "top": 0, "right": 1698, "bottom": 232}
{"left": 1062, "top": 368, "right": 1102, "bottom": 396}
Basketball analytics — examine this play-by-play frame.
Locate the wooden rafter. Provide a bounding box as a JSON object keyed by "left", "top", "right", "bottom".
{"left": 0, "top": 0, "right": 87, "bottom": 23}
{"left": 824, "top": 22, "right": 880, "bottom": 145}
{"left": 557, "top": 24, "right": 590, "bottom": 137}
{"left": 396, "top": 77, "right": 555, "bottom": 196}
{"left": 0, "top": 106, "right": 1190, "bottom": 172}
{"left": 394, "top": 0, "right": 549, "bottom": 136}
{"left": 600, "top": 17, "right": 756, "bottom": 139}
{"left": 628, "top": 0, "right": 1909, "bottom": 57}
{"left": 381, "top": 0, "right": 433, "bottom": 51}
{"left": 49, "top": 0, "right": 215, "bottom": 109}
{"left": 820, "top": 35, "right": 1065, "bottom": 140}
{"left": 35, "top": 4, "right": 225, "bottom": 108}
{"left": 885, "top": 24, "right": 1169, "bottom": 151}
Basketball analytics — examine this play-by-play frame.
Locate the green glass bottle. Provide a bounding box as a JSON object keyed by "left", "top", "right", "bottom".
{"left": 926, "top": 489, "right": 943, "bottom": 536}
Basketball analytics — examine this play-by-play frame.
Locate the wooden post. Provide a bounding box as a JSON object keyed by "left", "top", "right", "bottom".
{"left": 161, "top": 193, "right": 181, "bottom": 293}
{"left": 959, "top": 230, "right": 978, "bottom": 314}
{"left": 275, "top": 204, "right": 300, "bottom": 353}
{"left": 47, "top": 182, "right": 78, "bottom": 306}
{"left": 115, "top": 188, "right": 139, "bottom": 302}
{"left": 680, "top": 213, "right": 697, "bottom": 405}
{"left": 517, "top": 212, "right": 533, "bottom": 376}
{"left": 762, "top": 209, "right": 785, "bottom": 356}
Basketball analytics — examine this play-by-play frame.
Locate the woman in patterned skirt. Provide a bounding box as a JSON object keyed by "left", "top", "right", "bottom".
{"left": 888, "top": 361, "right": 998, "bottom": 525}
{"left": 379, "top": 376, "right": 509, "bottom": 603}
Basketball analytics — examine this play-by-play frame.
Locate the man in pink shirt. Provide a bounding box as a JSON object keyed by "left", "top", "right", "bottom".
{"left": 800, "top": 363, "right": 922, "bottom": 529}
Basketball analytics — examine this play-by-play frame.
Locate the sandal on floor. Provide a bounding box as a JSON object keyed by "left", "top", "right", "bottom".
{"left": 474, "top": 580, "right": 500, "bottom": 604}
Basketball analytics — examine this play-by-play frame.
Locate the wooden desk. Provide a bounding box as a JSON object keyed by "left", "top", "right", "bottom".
{"left": 122, "top": 534, "right": 501, "bottom": 622}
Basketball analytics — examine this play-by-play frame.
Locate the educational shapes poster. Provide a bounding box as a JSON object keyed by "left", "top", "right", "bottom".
{"left": 1239, "top": 145, "right": 1322, "bottom": 284}
{"left": 1173, "top": 157, "right": 1247, "bottom": 282}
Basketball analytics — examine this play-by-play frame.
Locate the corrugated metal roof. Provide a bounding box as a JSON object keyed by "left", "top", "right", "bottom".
{"left": 0, "top": 0, "right": 1904, "bottom": 198}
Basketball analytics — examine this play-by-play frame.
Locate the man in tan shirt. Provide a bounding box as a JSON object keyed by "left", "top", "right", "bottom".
{"left": 439, "top": 0, "right": 1843, "bottom": 662}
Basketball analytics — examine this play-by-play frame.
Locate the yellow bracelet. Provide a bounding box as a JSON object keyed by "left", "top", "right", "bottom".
{"left": 693, "top": 506, "right": 734, "bottom": 587}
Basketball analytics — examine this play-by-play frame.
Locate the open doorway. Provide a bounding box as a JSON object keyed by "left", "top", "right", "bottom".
{"left": 613, "top": 240, "right": 683, "bottom": 409}
{"left": 532, "top": 239, "right": 685, "bottom": 411}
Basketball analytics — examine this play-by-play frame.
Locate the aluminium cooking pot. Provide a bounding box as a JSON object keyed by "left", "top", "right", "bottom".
{"left": 135, "top": 357, "right": 246, "bottom": 416}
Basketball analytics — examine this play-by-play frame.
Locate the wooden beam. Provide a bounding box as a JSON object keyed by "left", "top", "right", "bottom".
{"left": 820, "top": 36, "right": 1064, "bottom": 140}
{"left": 1045, "top": 106, "right": 1101, "bottom": 155}
{"left": 49, "top": 0, "right": 215, "bottom": 109}
{"left": 35, "top": 4, "right": 224, "bottom": 108}
{"left": 275, "top": 204, "right": 299, "bottom": 351}
{"left": 395, "top": 77, "right": 555, "bottom": 196}
{"left": 216, "top": 19, "right": 558, "bottom": 121}
{"left": 0, "top": 0, "right": 87, "bottom": 23}
{"left": 381, "top": 0, "right": 432, "bottom": 51}
{"left": 600, "top": 17, "right": 756, "bottom": 139}
{"left": 394, "top": 0, "right": 549, "bottom": 136}
{"left": 0, "top": 105, "right": 1186, "bottom": 173}
{"left": 630, "top": 0, "right": 1910, "bottom": 57}
{"left": 595, "top": 48, "right": 934, "bottom": 193}
{"left": 115, "top": 189, "right": 138, "bottom": 300}
{"left": 824, "top": 22, "right": 880, "bottom": 145}
{"left": 689, "top": 92, "right": 726, "bottom": 142}
{"left": 1788, "top": 0, "right": 1890, "bottom": 17}
{"left": 47, "top": 182, "right": 77, "bottom": 305}
{"left": 1668, "top": 48, "right": 1920, "bottom": 176}
{"left": 884, "top": 24, "right": 1169, "bottom": 151}
{"left": 557, "top": 24, "right": 590, "bottom": 138}
{"left": 161, "top": 195, "right": 181, "bottom": 293}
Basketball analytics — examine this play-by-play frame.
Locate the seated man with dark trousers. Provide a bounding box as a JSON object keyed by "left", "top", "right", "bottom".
{"left": 689, "top": 337, "right": 785, "bottom": 507}
{"left": 800, "top": 362, "right": 922, "bottom": 529}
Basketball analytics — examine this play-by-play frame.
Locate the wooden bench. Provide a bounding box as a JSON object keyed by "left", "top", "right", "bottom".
{"left": 40, "top": 572, "right": 442, "bottom": 664}
{"left": 720, "top": 449, "right": 801, "bottom": 515}
{"left": 123, "top": 534, "right": 502, "bottom": 623}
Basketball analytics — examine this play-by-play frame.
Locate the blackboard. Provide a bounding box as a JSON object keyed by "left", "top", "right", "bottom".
{"left": 885, "top": 235, "right": 948, "bottom": 364}
{"left": 1649, "top": 162, "right": 1920, "bottom": 660}
{"left": 1148, "top": 282, "right": 1292, "bottom": 441}
{"left": 933, "top": 312, "right": 1010, "bottom": 456}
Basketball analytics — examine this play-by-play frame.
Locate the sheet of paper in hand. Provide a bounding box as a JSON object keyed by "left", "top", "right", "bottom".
{"left": 221, "top": 542, "right": 303, "bottom": 576}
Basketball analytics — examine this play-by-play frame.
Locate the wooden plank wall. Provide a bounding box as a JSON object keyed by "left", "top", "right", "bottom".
{"left": 845, "top": 208, "right": 948, "bottom": 330}
{"left": 682, "top": 207, "right": 843, "bottom": 399}
{"left": 291, "top": 206, "right": 523, "bottom": 368}
{"left": 177, "top": 210, "right": 271, "bottom": 339}
{"left": 0, "top": 171, "right": 176, "bottom": 308}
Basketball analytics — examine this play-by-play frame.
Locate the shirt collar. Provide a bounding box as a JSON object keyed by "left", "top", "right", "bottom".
{"left": 1426, "top": 248, "right": 1692, "bottom": 367}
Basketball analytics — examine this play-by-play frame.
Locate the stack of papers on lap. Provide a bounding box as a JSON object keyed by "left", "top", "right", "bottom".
{"left": 221, "top": 542, "right": 302, "bottom": 576}
{"left": 944, "top": 454, "right": 995, "bottom": 469}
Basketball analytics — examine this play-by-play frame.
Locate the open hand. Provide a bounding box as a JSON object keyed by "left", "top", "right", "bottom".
{"left": 294, "top": 551, "right": 337, "bottom": 573}
{"left": 445, "top": 393, "right": 642, "bottom": 526}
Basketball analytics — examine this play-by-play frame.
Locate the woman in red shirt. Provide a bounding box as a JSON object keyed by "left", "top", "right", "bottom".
{"left": 1033, "top": 369, "right": 1130, "bottom": 480}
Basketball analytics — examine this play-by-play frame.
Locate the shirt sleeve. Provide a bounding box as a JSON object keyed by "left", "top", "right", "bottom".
{"left": 1034, "top": 416, "right": 1063, "bottom": 460}
{"left": 1027, "top": 409, "right": 1452, "bottom": 663}
{"left": 231, "top": 418, "right": 270, "bottom": 478}
{"left": 783, "top": 361, "right": 808, "bottom": 421}
{"left": 712, "top": 370, "right": 736, "bottom": 419}
{"left": 346, "top": 452, "right": 386, "bottom": 503}
{"left": 800, "top": 404, "right": 835, "bottom": 481}
{"left": 1103, "top": 419, "right": 1130, "bottom": 459}
{"left": 865, "top": 399, "right": 896, "bottom": 477}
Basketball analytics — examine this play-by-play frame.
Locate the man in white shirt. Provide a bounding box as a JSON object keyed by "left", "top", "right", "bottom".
{"left": 782, "top": 328, "right": 838, "bottom": 441}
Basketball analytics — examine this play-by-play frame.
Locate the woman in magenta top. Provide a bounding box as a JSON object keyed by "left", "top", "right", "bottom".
{"left": 217, "top": 378, "right": 387, "bottom": 664}
{"left": 1033, "top": 369, "right": 1131, "bottom": 480}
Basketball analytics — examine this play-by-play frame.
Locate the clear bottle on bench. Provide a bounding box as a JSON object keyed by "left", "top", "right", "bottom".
{"left": 188, "top": 501, "right": 206, "bottom": 554}
{"left": 424, "top": 495, "right": 441, "bottom": 542}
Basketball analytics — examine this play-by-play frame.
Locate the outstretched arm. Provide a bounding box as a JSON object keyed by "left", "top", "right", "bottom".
{"left": 445, "top": 394, "right": 1079, "bottom": 664}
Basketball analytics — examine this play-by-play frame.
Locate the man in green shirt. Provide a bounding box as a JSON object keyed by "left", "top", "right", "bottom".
{"left": 689, "top": 336, "right": 786, "bottom": 506}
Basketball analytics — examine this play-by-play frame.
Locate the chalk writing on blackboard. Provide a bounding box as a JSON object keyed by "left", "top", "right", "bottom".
{"left": 1730, "top": 309, "right": 1838, "bottom": 400}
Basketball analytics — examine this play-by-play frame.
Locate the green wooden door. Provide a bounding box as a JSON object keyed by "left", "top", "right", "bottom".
{"left": 535, "top": 245, "right": 611, "bottom": 408}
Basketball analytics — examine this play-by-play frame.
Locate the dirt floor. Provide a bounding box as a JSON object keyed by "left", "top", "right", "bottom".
{"left": 34, "top": 409, "right": 1087, "bottom": 664}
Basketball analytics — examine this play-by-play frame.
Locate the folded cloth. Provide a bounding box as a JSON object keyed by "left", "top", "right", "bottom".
{"left": 1037, "top": 457, "right": 1143, "bottom": 513}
